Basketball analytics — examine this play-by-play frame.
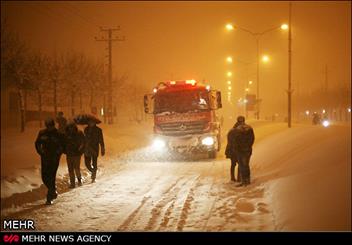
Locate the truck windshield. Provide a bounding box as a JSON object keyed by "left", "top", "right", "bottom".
{"left": 154, "top": 90, "right": 210, "bottom": 114}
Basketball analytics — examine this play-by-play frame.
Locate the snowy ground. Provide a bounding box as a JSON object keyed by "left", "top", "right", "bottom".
{"left": 1, "top": 119, "right": 351, "bottom": 231}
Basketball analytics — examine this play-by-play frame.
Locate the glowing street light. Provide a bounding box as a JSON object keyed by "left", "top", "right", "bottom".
{"left": 228, "top": 86, "right": 232, "bottom": 90}
{"left": 226, "top": 56, "right": 233, "bottom": 63}
{"left": 305, "top": 110, "right": 310, "bottom": 116}
{"left": 245, "top": 88, "right": 249, "bottom": 92}
{"left": 227, "top": 80, "right": 231, "bottom": 85}
{"left": 248, "top": 80, "right": 253, "bottom": 85}
{"left": 225, "top": 21, "right": 288, "bottom": 120}
{"left": 225, "top": 23, "right": 234, "bottom": 31}
{"left": 262, "top": 55, "right": 270, "bottom": 63}
{"left": 348, "top": 108, "right": 351, "bottom": 113}
{"left": 281, "top": 24, "right": 289, "bottom": 30}
{"left": 227, "top": 71, "right": 232, "bottom": 77}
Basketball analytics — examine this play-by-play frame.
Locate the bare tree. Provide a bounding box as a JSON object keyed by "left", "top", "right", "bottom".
{"left": 62, "top": 51, "right": 86, "bottom": 116}
{"left": 1, "top": 21, "right": 32, "bottom": 132}
{"left": 47, "top": 53, "right": 65, "bottom": 116}
{"left": 26, "top": 52, "right": 50, "bottom": 127}
{"left": 83, "top": 59, "right": 106, "bottom": 114}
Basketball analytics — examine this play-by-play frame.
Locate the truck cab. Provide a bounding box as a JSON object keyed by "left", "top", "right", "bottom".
{"left": 144, "top": 80, "right": 222, "bottom": 158}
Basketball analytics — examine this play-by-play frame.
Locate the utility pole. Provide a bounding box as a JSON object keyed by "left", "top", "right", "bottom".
{"left": 287, "top": 2, "right": 293, "bottom": 128}
{"left": 324, "top": 64, "right": 329, "bottom": 94}
{"left": 256, "top": 38, "right": 260, "bottom": 120}
{"left": 95, "top": 27, "right": 124, "bottom": 124}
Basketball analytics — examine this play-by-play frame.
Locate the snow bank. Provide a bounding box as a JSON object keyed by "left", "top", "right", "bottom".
{"left": 252, "top": 124, "right": 351, "bottom": 231}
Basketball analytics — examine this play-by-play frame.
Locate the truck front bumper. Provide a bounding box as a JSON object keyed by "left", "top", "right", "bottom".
{"left": 151, "top": 133, "right": 219, "bottom": 153}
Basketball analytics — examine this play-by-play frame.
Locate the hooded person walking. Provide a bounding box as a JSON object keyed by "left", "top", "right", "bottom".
{"left": 84, "top": 120, "right": 105, "bottom": 183}
{"left": 65, "top": 122, "right": 85, "bottom": 188}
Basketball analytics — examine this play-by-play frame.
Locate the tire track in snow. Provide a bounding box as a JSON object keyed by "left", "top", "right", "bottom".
{"left": 147, "top": 160, "right": 216, "bottom": 231}
{"left": 175, "top": 160, "right": 219, "bottom": 231}
{"left": 144, "top": 177, "right": 187, "bottom": 230}
{"left": 117, "top": 196, "right": 151, "bottom": 231}
{"left": 115, "top": 165, "right": 194, "bottom": 231}
{"left": 201, "top": 162, "right": 223, "bottom": 231}
{"left": 176, "top": 183, "right": 196, "bottom": 231}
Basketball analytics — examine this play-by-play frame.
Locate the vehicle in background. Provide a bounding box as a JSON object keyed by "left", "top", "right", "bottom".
{"left": 144, "top": 80, "right": 222, "bottom": 158}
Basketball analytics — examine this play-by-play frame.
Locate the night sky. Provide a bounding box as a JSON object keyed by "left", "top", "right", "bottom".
{"left": 2, "top": 1, "right": 350, "bottom": 116}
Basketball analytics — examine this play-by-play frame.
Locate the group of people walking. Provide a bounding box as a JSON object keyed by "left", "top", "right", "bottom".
{"left": 35, "top": 112, "right": 105, "bottom": 205}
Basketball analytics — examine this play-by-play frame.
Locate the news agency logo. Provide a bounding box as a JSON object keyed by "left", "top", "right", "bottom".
{"left": 3, "top": 234, "right": 20, "bottom": 243}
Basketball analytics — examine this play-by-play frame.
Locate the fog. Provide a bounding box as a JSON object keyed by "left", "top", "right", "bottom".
{"left": 1, "top": 1, "right": 351, "bottom": 122}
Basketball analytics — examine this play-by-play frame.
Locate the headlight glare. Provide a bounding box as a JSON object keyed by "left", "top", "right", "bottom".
{"left": 202, "top": 136, "right": 214, "bottom": 146}
{"left": 152, "top": 139, "right": 166, "bottom": 150}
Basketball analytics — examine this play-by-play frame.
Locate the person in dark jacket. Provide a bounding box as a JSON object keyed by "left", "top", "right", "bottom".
{"left": 65, "top": 122, "right": 85, "bottom": 188}
{"left": 225, "top": 121, "right": 241, "bottom": 182}
{"left": 231, "top": 116, "right": 255, "bottom": 187}
{"left": 56, "top": 111, "right": 67, "bottom": 134}
{"left": 35, "top": 118, "right": 65, "bottom": 204}
{"left": 84, "top": 121, "right": 105, "bottom": 183}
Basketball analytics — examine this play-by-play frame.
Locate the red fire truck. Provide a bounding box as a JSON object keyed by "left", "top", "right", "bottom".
{"left": 143, "top": 80, "right": 222, "bottom": 158}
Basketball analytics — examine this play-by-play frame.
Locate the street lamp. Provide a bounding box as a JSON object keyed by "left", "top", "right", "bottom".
{"left": 226, "top": 23, "right": 234, "bottom": 31}
{"left": 225, "top": 22, "right": 288, "bottom": 120}
{"left": 226, "top": 56, "right": 233, "bottom": 63}
{"left": 262, "top": 55, "right": 270, "bottom": 63}
{"left": 227, "top": 71, "right": 232, "bottom": 77}
{"left": 281, "top": 24, "right": 289, "bottom": 30}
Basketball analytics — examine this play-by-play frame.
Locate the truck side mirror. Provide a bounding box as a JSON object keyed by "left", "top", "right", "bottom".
{"left": 143, "top": 94, "right": 154, "bottom": 114}
{"left": 209, "top": 90, "right": 222, "bottom": 110}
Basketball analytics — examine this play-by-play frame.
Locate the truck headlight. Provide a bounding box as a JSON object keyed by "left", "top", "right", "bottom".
{"left": 202, "top": 136, "right": 214, "bottom": 146}
{"left": 152, "top": 138, "right": 166, "bottom": 150}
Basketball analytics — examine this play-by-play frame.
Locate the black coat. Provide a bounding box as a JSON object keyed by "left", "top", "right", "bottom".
{"left": 232, "top": 124, "right": 255, "bottom": 155}
{"left": 225, "top": 122, "right": 241, "bottom": 159}
{"left": 35, "top": 128, "right": 65, "bottom": 158}
{"left": 84, "top": 125, "right": 105, "bottom": 157}
{"left": 225, "top": 128, "right": 236, "bottom": 159}
{"left": 56, "top": 116, "right": 67, "bottom": 134}
{"left": 65, "top": 130, "right": 85, "bottom": 156}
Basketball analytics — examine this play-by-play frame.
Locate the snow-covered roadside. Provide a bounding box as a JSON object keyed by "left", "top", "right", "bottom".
{"left": 252, "top": 124, "right": 351, "bottom": 231}
{"left": 1, "top": 120, "right": 154, "bottom": 200}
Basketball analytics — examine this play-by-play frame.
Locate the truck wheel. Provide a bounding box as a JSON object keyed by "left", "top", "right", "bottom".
{"left": 208, "top": 150, "right": 217, "bottom": 159}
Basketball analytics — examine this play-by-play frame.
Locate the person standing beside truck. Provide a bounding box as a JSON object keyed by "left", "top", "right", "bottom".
{"left": 225, "top": 121, "right": 241, "bottom": 182}
{"left": 231, "top": 116, "right": 255, "bottom": 187}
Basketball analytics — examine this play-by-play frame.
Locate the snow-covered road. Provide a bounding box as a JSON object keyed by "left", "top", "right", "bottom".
{"left": 1, "top": 122, "right": 350, "bottom": 231}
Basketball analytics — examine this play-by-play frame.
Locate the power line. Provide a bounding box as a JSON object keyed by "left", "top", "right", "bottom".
{"left": 60, "top": 4, "right": 100, "bottom": 27}
{"left": 65, "top": 2, "right": 102, "bottom": 27}
{"left": 40, "top": 4, "right": 94, "bottom": 33}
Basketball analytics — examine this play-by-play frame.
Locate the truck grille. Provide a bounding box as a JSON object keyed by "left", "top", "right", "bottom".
{"left": 159, "top": 121, "right": 208, "bottom": 136}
